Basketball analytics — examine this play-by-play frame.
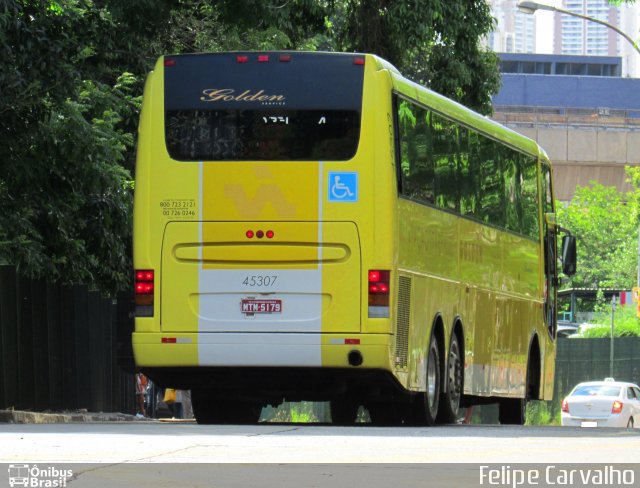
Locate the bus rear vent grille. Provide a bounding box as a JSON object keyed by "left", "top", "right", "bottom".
{"left": 395, "top": 276, "right": 411, "bottom": 369}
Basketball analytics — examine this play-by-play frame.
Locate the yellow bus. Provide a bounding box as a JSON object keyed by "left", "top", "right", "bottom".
{"left": 132, "top": 51, "right": 576, "bottom": 425}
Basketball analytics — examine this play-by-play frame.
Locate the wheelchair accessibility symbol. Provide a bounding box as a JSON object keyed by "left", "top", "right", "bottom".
{"left": 328, "top": 172, "right": 358, "bottom": 202}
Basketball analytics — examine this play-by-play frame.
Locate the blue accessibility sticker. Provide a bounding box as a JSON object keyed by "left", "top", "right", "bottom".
{"left": 328, "top": 172, "right": 358, "bottom": 202}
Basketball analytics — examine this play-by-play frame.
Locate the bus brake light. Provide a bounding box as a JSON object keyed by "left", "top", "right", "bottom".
{"left": 135, "top": 269, "right": 154, "bottom": 317}
{"left": 368, "top": 270, "right": 390, "bottom": 318}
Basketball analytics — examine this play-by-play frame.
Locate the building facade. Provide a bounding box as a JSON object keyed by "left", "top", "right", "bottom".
{"left": 488, "top": 0, "right": 640, "bottom": 77}
{"left": 553, "top": 0, "right": 619, "bottom": 56}
{"left": 492, "top": 53, "right": 640, "bottom": 201}
{"left": 488, "top": 0, "right": 536, "bottom": 53}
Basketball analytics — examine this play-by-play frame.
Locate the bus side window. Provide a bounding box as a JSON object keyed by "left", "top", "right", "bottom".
{"left": 396, "top": 99, "right": 435, "bottom": 204}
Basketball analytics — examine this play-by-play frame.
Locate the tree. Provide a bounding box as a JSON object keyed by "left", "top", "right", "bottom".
{"left": 557, "top": 169, "right": 640, "bottom": 290}
{"left": 0, "top": 1, "right": 137, "bottom": 293}
{"left": 333, "top": 0, "right": 501, "bottom": 115}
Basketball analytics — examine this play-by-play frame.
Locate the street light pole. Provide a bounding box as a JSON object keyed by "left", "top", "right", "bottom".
{"left": 517, "top": 1, "right": 640, "bottom": 56}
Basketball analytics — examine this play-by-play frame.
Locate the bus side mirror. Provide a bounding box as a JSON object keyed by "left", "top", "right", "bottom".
{"left": 561, "top": 235, "right": 577, "bottom": 276}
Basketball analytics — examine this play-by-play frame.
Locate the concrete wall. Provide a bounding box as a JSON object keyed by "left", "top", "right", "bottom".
{"left": 493, "top": 112, "right": 640, "bottom": 200}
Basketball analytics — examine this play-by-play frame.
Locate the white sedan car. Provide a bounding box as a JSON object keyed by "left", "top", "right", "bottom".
{"left": 561, "top": 379, "right": 640, "bottom": 428}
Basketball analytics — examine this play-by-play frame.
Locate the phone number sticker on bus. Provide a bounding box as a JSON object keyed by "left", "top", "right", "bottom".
{"left": 159, "top": 199, "right": 197, "bottom": 218}
{"left": 241, "top": 299, "right": 282, "bottom": 314}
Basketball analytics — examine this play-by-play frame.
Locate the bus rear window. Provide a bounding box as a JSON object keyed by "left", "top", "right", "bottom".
{"left": 163, "top": 52, "right": 365, "bottom": 162}
{"left": 165, "top": 109, "right": 360, "bottom": 161}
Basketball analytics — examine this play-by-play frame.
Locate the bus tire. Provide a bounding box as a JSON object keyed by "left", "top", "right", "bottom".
{"left": 436, "top": 332, "right": 462, "bottom": 424}
{"left": 410, "top": 330, "right": 441, "bottom": 426}
{"left": 330, "top": 399, "right": 359, "bottom": 425}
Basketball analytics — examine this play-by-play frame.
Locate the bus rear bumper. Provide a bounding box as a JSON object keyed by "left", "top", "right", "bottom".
{"left": 132, "top": 332, "right": 393, "bottom": 369}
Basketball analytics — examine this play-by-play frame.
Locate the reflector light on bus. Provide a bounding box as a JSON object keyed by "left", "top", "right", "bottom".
{"left": 246, "top": 230, "right": 275, "bottom": 239}
{"left": 236, "top": 55, "right": 249, "bottom": 63}
{"left": 258, "top": 55, "right": 270, "bottom": 62}
{"left": 368, "top": 270, "right": 390, "bottom": 318}
{"left": 353, "top": 57, "right": 365, "bottom": 65}
{"left": 279, "top": 54, "right": 292, "bottom": 62}
{"left": 162, "top": 337, "right": 177, "bottom": 344}
{"left": 164, "top": 58, "right": 176, "bottom": 67}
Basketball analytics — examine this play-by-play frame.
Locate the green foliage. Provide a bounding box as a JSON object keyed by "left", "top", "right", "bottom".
{"left": 579, "top": 303, "right": 640, "bottom": 338}
{"left": 334, "top": 0, "right": 501, "bottom": 114}
{"left": 525, "top": 401, "right": 559, "bottom": 426}
{"left": 262, "top": 402, "right": 324, "bottom": 422}
{"left": 557, "top": 171, "right": 640, "bottom": 290}
{"left": 0, "top": 75, "right": 137, "bottom": 293}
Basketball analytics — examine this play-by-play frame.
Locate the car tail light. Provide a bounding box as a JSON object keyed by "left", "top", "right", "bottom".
{"left": 135, "top": 269, "right": 154, "bottom": 317}
{"left": 368, "top": 270, "right": 390, "bottom": 318}
{"left": 612, "top": 400, "right": 623, "bottom": 414}
{"left": 561, "top": 399, "right": 569, "bottom": 413}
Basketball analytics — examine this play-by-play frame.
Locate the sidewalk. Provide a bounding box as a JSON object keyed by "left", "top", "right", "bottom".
{"left": 0, "top": 409, "right": 155, "bottom": 424}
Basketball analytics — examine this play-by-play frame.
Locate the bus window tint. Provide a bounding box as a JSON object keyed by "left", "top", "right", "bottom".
{"left": 396, "top": 97, "right": 539, "bottom": 239}
{"left": 397, "top": 101, "right": 435, "bottom": 203}
{"left": 165, "top": 109, "right": 360, "bottom": 161}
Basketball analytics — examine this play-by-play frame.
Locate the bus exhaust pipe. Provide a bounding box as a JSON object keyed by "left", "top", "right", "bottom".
{"left": 348, "top": 350, "right": 363, "bottom": 367}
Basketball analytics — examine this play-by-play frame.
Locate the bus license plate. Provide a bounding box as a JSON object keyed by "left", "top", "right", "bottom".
{"left": 241, "top": 299, "right": 282, "bottom": 314}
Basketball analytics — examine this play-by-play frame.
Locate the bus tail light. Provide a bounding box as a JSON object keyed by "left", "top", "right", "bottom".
{"left": 135, "top": 269, "right": 154, "bottom": 317}
{"left": 612, "top": 401, "right": 623, "bottom": 414}
{"left": 368, "top": 270, "right": 390, "bottom": 318}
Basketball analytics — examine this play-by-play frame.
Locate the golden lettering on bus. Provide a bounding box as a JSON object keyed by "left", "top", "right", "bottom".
{"left": 200, "top": 88, "right": 286, "bottom": 103}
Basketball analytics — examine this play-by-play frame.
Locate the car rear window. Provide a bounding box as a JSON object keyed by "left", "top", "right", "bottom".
{"left": 573, "top": 385, "right": 620, "bottom": 397}
{"left": 163, "top": 52, "right": 365, "bottom": 161}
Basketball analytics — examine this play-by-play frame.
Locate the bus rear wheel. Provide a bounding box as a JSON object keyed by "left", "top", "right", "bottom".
{"left": 192, "top": 389, "right": 262, "bottom": 424}
{"left": 437, "top": 333, "right": 462, "bottom": 424}
{"left": 330, "top": 399, "right": 359, "bottom": 425}
{"left": 409, "top": 330, "right": 441, "bottom": 426}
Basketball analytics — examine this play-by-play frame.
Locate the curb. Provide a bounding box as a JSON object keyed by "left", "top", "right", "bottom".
{"left": 0, "top": 410, "right": 154, "bottom": 424}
